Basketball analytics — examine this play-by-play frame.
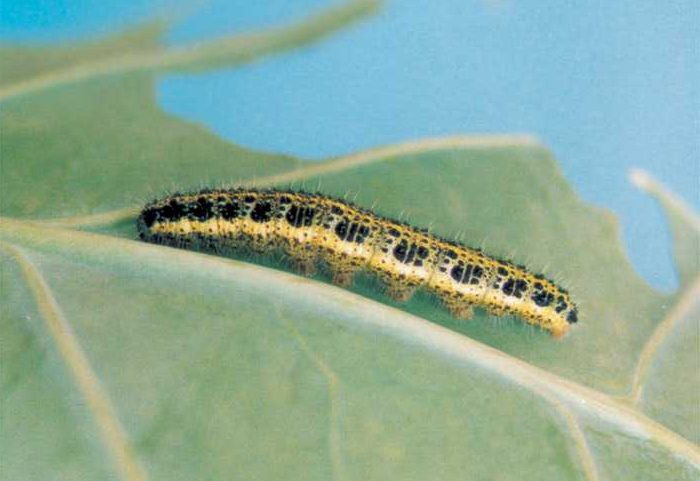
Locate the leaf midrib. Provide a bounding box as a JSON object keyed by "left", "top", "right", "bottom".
{"left": 1, "top": 216, "right": 698, "bottom": 469}
{"left": 0, "top": 242, "right": 150, "bottom": 481}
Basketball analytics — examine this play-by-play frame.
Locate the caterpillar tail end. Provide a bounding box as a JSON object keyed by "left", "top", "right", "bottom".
{"left": 550, "top": 324, "right": 570, "bottom": 339}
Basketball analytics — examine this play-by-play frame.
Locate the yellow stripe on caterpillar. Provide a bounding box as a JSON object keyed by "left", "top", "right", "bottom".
{"left": 137, "top": 189, "right": 579, "bottom": 338}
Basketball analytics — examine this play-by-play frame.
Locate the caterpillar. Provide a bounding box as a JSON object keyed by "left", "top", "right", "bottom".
{"left": 137, "top": 189, "right": 578, "bottom": 338}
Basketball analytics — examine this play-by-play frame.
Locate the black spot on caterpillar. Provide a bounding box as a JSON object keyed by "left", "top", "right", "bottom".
{"left": 137, "top": 189, "right": 578, "bottom": 338}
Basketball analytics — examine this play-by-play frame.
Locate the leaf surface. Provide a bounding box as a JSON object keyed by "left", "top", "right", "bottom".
{"left": 1, "top": 3, "right": 698, "bottom": 480}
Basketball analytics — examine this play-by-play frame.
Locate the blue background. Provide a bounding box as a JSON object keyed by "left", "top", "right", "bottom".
{"left": 2, "top": 0, "right": 698, "bottom": 291}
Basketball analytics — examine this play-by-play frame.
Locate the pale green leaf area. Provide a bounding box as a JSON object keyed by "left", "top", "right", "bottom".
{"left": 639, "top": 298, "right": 700, "bottom": 445}
{"left": 1, "top": 252, "right": 116, "bottom": 481}
{"left": 1, "top": 2, "right": 698, "bottom": 480}
{"left": 1, "top": 76, "right": 299, "bottom": 218}
{"left": 626, "top": 171, "right": 700, "bottom": 445}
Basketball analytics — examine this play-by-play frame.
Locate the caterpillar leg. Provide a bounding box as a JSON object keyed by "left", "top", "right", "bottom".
{"left": 290, "top": 258, "right": 317, "bottom": 277}
{"left": 486, "top": 304, "right": 507, "bottom": 317}
{"left": 198, "top": 235, "right": 225, "bottom": 254}
{"left": 328, "top": 267, "right": 357, "bottom": 287}
{"left": 324, "top": 254, "right": 365, "bottom": 287}
{"left": 442, "top": 298, "right": 474, "bottom": 320}
{"left": 177, "top": 234, "right": 212, "bottom": 253}
{"left": 281, "top": 240, "right": 318, "bottom": 276}
{"left": 383, "top": 279, "right": 418, "bottom": 303}
{"left": 243, "top": 236, "right": 273, "bottom": 255}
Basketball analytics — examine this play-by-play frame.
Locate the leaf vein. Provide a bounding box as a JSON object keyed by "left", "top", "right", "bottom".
{"left": 0, "top": 242, "right": 150, "bottom": 481}
{"left": 274, "top": 305, "right": 345, "bottom": 481}
{"left": 628, "top": 169, "right": 700, "bottom": 405}
{"left": 2, "top": 218, "right": 699, "bottom": 469}
{"left": 629, "top": 277, "right": 700, "bottom": 404}
{"left": 539, "top": 392, "right": 601, "bottom": 481}
{"left": 36, "top": 134, "right": 540, "bottom": 229}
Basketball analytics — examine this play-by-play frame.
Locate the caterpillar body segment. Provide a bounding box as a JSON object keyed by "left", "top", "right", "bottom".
{"left": 137, "top": 189, "right": 578, "bottom": 338}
